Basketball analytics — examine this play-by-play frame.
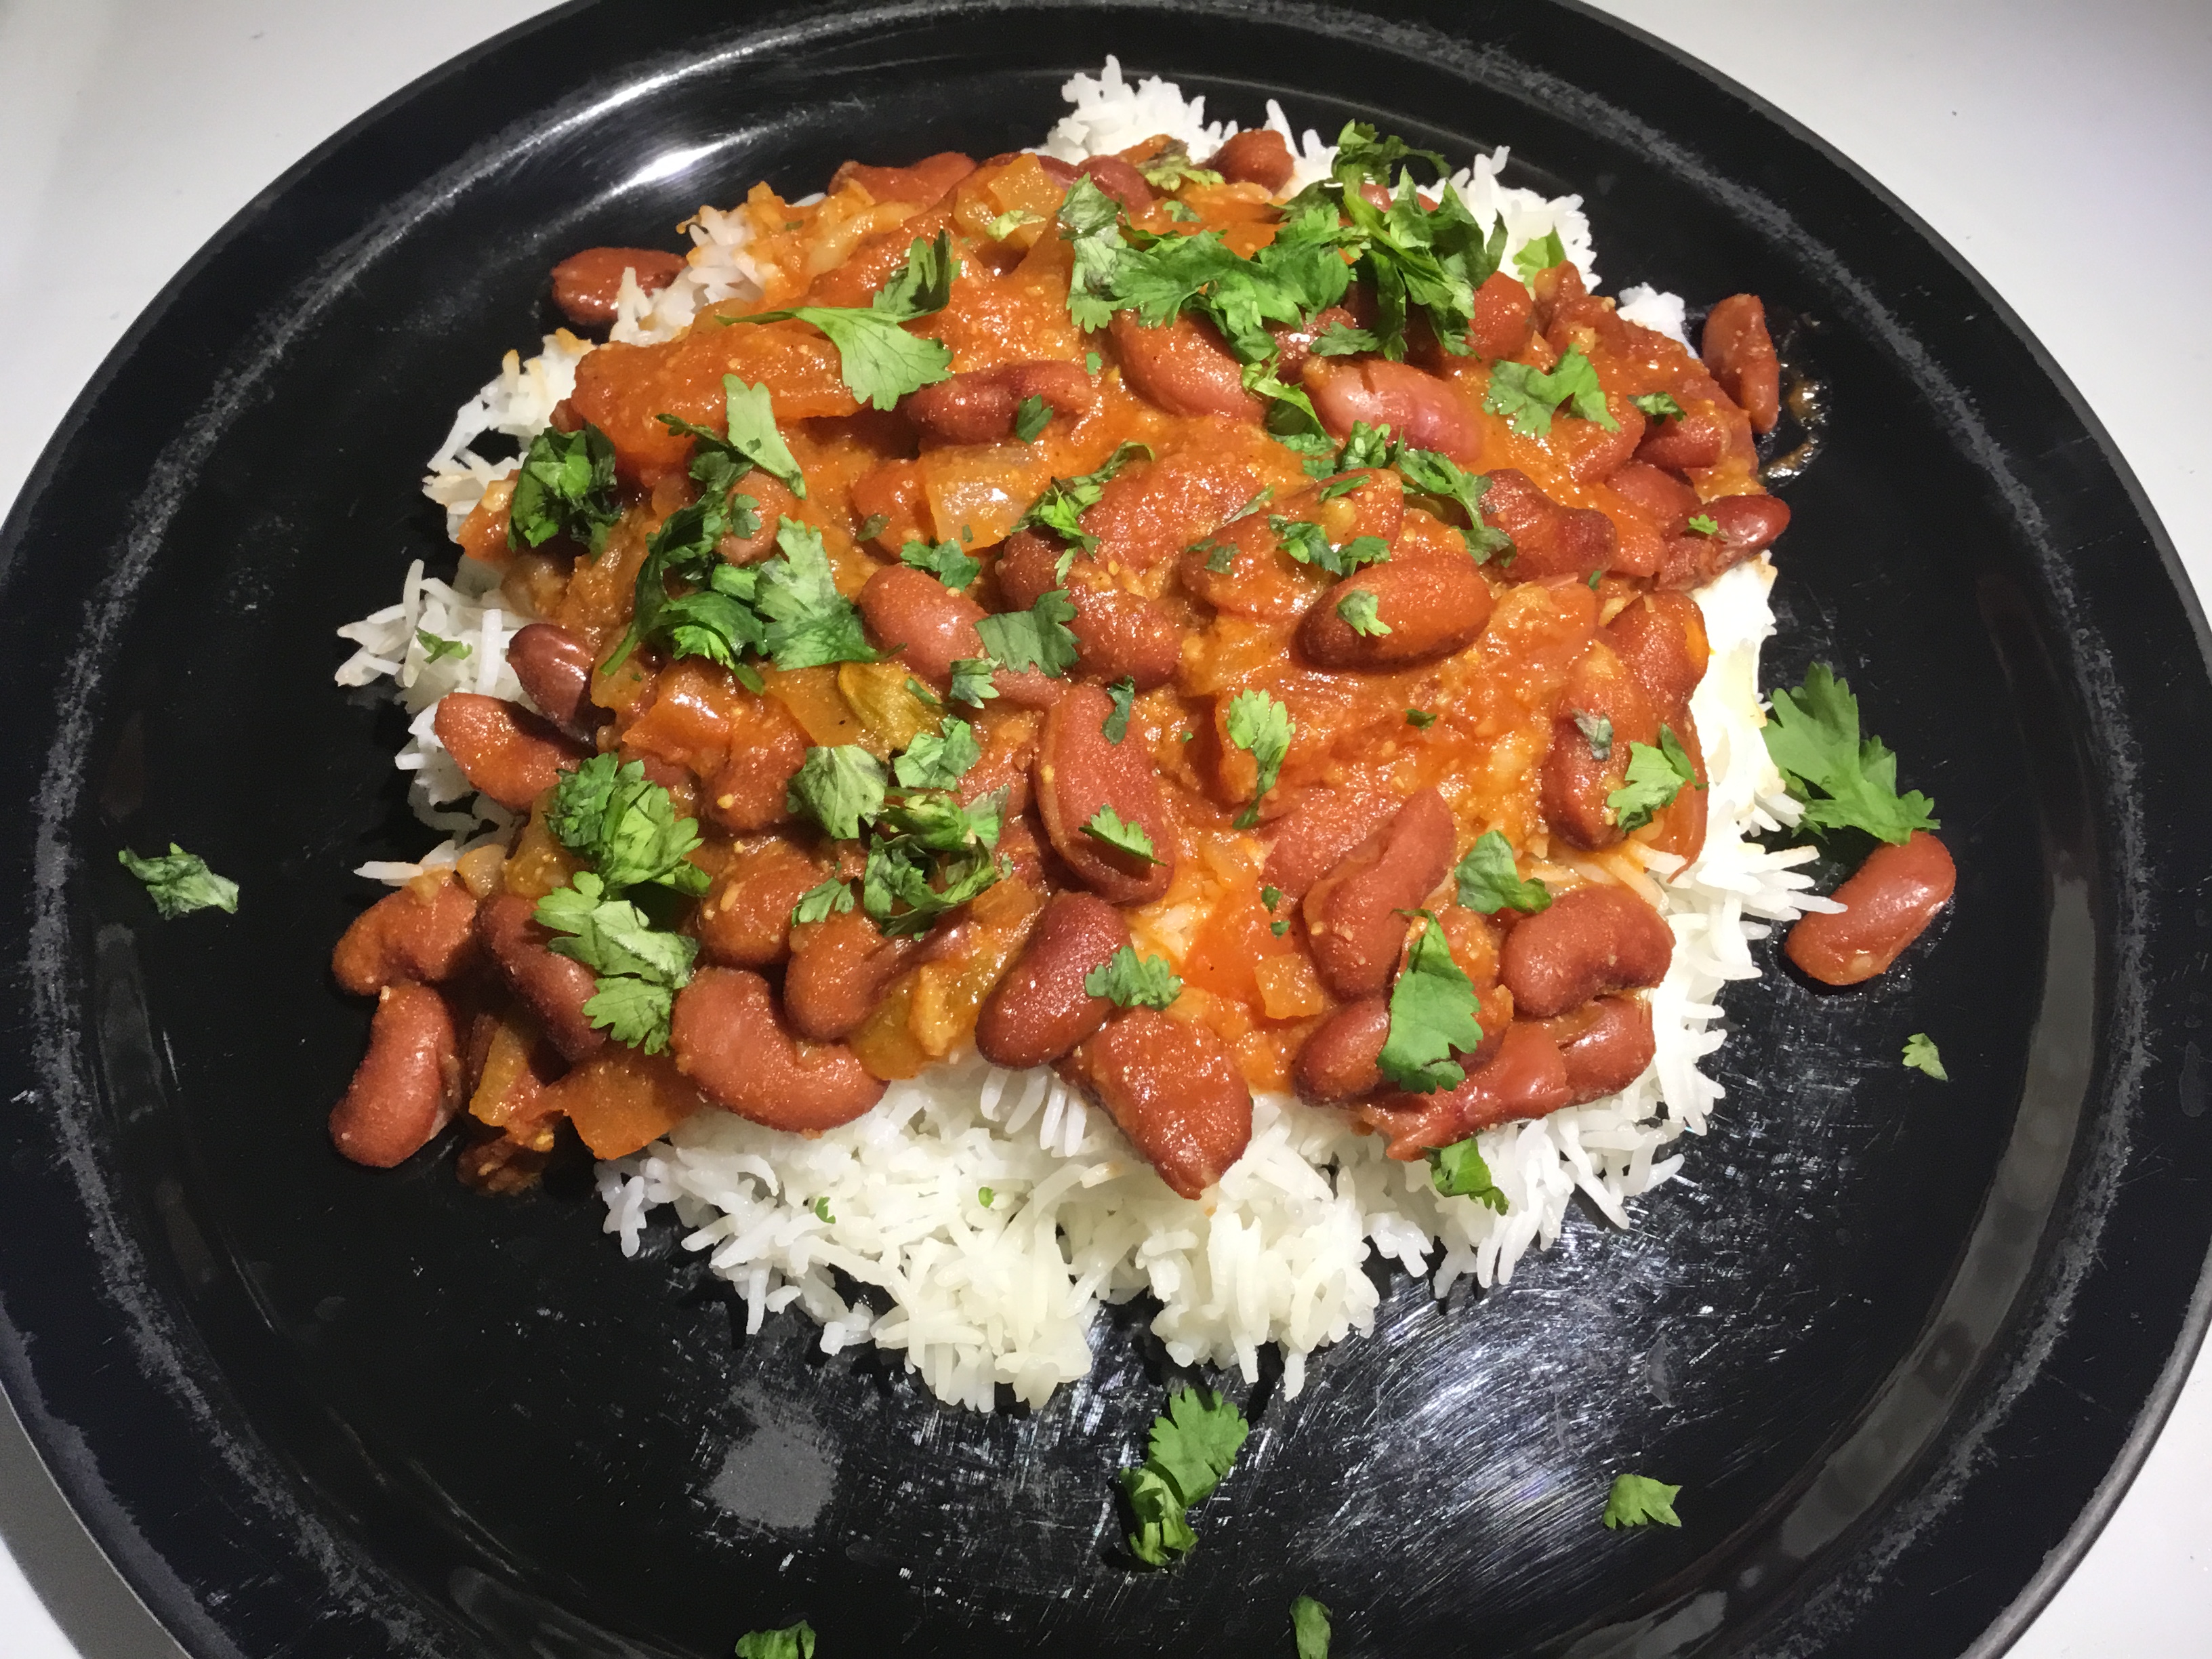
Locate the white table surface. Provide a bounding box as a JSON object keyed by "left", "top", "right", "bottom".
{"left": 1, "top": 1, "right": 2206, "bottom": 1652}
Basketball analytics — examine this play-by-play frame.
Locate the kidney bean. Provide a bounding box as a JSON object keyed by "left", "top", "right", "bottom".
{"left": 1269, "top": 306, "right": 1359, "bottom": 384}
{"left": 1206, "top": 128, "right": 1295, "bottom": 192}
{"left": 1541, "top": 644, "right": 1660, "bottom": 849}
{"left": 695, "top": 838, "right": 825, "bottom": 967}
{"left": 1033, "top": 683, "right": 1174, "bottom": 904}
{"left": 958, "top": 714, "right": 1040, "bottom": 817}
{"left": 550, "top": 247, "right": 687, "bottom": 329}
{"left": 1656, "top": 493, "right": 1792, "bottom": 590}
{"left": 671, "top": 967, "right": 885, "bottom": 1131}
{"left": 1603, "top": 462, "right": 1698, "bottom": 537}
{"left": 1305, "top": 358, "right": 1479, "bottom": 462}
{"left": 1476, "top": 469, "right": 1617, "bottom": 581}
{"left": 1292, "top": 997, "right": 1390, "bottom": 1104}
{"left": 901, "top": 361, "right": 1099, "bottom": 445}
{"left": 1633, "top": 404, "right": 1728, "bottom": 472}
{"left": 505, "top": 623, "right": 602, "bottom": 737}
{"left": 1603, "top": 594, "right": 1710, "bottom": 714}
{"left": 1559, "top": 396, "right": 1646, "bottom": 485}
{"left": 476, "top": 892, "right": 607, "bottom": 1062}
{"left": 1702, "top": 293, "right": 1782, "bottom": 434}
{"left": 329, "top": 983, "right": 463, "bottom": 1168}
{"left": 1469, "top": 270, "right": 1535, "bottom": 360}
{"left": 994, "top": 532, "right": 1183, "bottom": 691}
{"left": 1359, "top": 1018, "right": 1572, "bottom": 1158}
{"left": 1647, "top": 714, "right": 1709, "bottom": 863}
{"left": 1784, "top": 832, "right": 1955, "bottom": 986}
{"left": 828, "top": 151, "right": 977, "bottom": 206}
{"left": 1069, "top": 1010, "right": 1252, "bottom": 1198}
{"left": 857, "top": 565, "right": 1059, "bottom": 708}
{"left": 849, "top": 459, "right": 928, "bottom": 551}
{"left": 1303, "top": 789, "right": 1456, "bottom": 1000}
{"left": 1261, "top": 787, "right": 1402, "bottom": 903}
{"left": 1539, "top": 995, "right": 1656, "bottom": 1105}
{"left": 332, "top": 874, "right": 480, "bottom": 995}
{"left": 714, "top": 474, "right": 799, "bottom": 565}
{"left": 975, "top": 891, "right": 1130, "bottom": 1067}
{"left": 783, "top": 908, "right": 922, "bottom": 1042}
{"left": 1298, "top": 554, "right": 1494, "bottom": 670}
{"left": 433, "top": 693, "right": 588, "bottom": 811}
{"left": 1500, "top": 884, "right": 1674, "bottom": 1018}
{"left": 1110, "top": 312, "right": 1263, "bottom": 420}
{"left": 1080, "top": 450, "right": 1269, "bottom": 576}
{"left": 1076, "top": 154, "right": 1155, "bottom": 211}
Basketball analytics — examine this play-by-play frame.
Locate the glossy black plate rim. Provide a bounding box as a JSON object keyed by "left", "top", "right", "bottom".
{"left": 1, "top": 1, "right": 2207, "bottom": 1654}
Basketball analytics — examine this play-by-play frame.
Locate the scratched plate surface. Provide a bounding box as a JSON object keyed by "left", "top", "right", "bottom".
{"left": 1, "top": 3, "right": 2209, "bottom": 1657}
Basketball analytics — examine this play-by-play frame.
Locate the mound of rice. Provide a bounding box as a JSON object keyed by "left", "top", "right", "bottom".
{"left": 336, "top": 59, "right": 1833, "bottom": 1413}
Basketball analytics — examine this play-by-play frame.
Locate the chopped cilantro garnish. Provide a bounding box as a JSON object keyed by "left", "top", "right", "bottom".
{"left": 975, "top": 590, "right": 1080, "bottom": 678}
{"left": 1763, "top": 665, "right": 1938, "bottom": 844}
{"left": 1329, "top": 122, "right": 1450, "bottom": 190}
{"left": 657, "top": 373, "right": 807, "bottom": 499}
{"left": 1427, "top": 1135, "right": 1509, "bottom": 1212}
{"left": 756, "top": 518, "right": 880, "bottom": 670}
{"left": 899, "top": 537, "right": 981, "bottom": 592}
{"left": 724, "top": 232, "right": 958, "bottom": 409}
{"left": 1225, "top": 689, "right": 1293, "bottom": 829}
{"left": 546, "top": 755, "right": 709, "bottom": 897}
{"left": 1120, "top": 1388, "right": 1250, "bottom": 1566}
{"left": 1376, "top": 911, "right": 1484, "bottom": 1093}
{"left": 1511, "top": 227, "right": 1568, "bottom": 284}
{"left": 861, "top": 788, "right": 1005, "bottom": 937}
{"left": 1483, "top": 350, "right": 1619, "bottom": 439}
{"left": 117, "top": 844, "right": 238, "bottom": 919}
{"left": 1903, "top": 1032, "right": 1948, "bottom": 1080}
{"left": 1685, "top": 512, "right": 1719, "bottom": 536}
{"left": 535, "top": 872, "right": 698, "bottom": 1053}
{"left": 1083, "top": 806, "right": 1158, "bottom": 865}
{"left": 415, "top": 629, "right": 470, "bottom": 664}
{"left": 983, "top": 206, "right": 1040, "bottom": 240}
{"left": 1101, "top": 676, "right": 1136, "bottom": 743}
{"left": 1574, "top": 711, "right": 1614, "bottom": 761}
{"left": 891, "top": 718, "right": 980, "bottom": 790}
{"left": 855, "top": 511, "right": 889, "bottom": 542}
{"left": 947, "top": 656, "right": 1000, "bottom": 707}
{"left": 506, "top": 422, "right": 621, "bottom": 552}
{"left": 1012, "top": 441, "right": 1151, "bottom": 558}
{"left": 1084, "top": 349, "right": 1103, "bottom": 376}
{"left": 1271, "top": 918, "right": 1290, "bottom": 937}
{"left": 1454, "top": 830, "right": 1551, "bottom": 914}
{"left": 1059, "top": 176, "right": 1132, "bottom": 331}
{"left": 1335, "top": 589, "right": 1390, "bottom": 636}
{"left": 791, "top": 878, "right": 856, "bottom": 926}
{"left": 978, "top": 1185, "right": 994, "bottom": 1208}
{"left": 1311, "top": 320, "right": 1380, "bottom": 357}
{"left": 1084, "top": 943, "right": 1182, "bottom": 1008}
{"left": 1271, "top": 515, "right": 1392, "bottom": 578}
{"left": 1603, "top": 1473, "right": 1683, "bottom": 1530}
{"left": 1406, "top": 708, "right": 1437, "bottom": 729}
{"left": 1137, "top": 140, "right": 1225, "bottom": 191}
{"left": 1162, "top": 200, "right": 1201, "bottom": 224}
{"left": 1607, "top": 725, "right": 1700, "bottom": 834}
{"left": 1012, "top": 393, "right": 1052, "bottom": 443}
{"left": 733, "top": 1622, "right": 815, "bottom": 1659}
{"left": 1315, "top": 472, "right": 1368, "bottom": 503}
{"left": 1261, "top": 884, "right": 1283, "bottom": 910}
{"left": 1632, "top": 391, "right": 1685, "bottom": 420}
{"left": 787, "top": 745, "right": 890, "bottom": 841}
{"left": 1291, "top": 1595, "right": 1332, "bottom": 1659}
{"left": 1394, "top": 449, "right": 1515, "bottom": 561}
{"left": 813, "top": 1196, "right": 834, "bottom": 1223}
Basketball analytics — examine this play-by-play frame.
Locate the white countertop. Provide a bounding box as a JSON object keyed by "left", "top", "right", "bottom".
{"left": 1, "top": 1, "right": 2205, "bottom": 1652}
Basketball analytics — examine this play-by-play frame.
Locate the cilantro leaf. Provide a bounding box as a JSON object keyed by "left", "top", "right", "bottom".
{"left": 1763, "top": 665, "right": 1939, "bottom": 844}
{"left": 415, "top": 629, "right": 470, "bottom": 664}
{"left": 117, "top": 844, "right": 239, "bottom": 919}
{"left": 1225, "top": 689, "right": 1293, "bottom": 829}
{"left": 1335, "top": 589, "right": 1390, "bottom": 636}
{"left": 975, "top": 590, "right": 1080, "bottom": 678}
{"left": 1406, "top": 708, "right": 1436, "bottom": 729}
{"left": 984, "top": 206, "right": 1039, "bottom": 240}
{"left": 1902, "top": 1032, "right": 1948, "bottom": 1080}
{"left": 1608, "top": 724, "right": 1700, "bottom": 834}
{"left": 1574, "top": 711, "right": 1614, "bottom": 761}
{"left": 1427, "top": 1135, "right": 1509, "bottom": 1212}
{"left": 1084, "top": 944, "right": 1183, "bottom": 1008}
{"left": 1059, "top": 175, "right": 1132, "bottom": 330}
{"left": 1603, "top": 1473, "right": 1683, "bottom": 1530}
{"left": 535, "top": 872, "right": 698, "bottom": 1053}
{"left": 1137, "top": 140, "right": 1225, "bottom": 191}
{"left": 1120, "top": 1388, "right": 1249, "bottom": 1565}
{"left": 1012, "top": 394, "right": 1052, "bottom": 443}
{"left": 787, "top": 745, "right": 889, "bottom": 840}
{"left": 546, "top": 756, "right": 708, "bottom": 896}
{"left": 900, "top": 537, "right": 981, "bottom": 592}
{"left": 791, "top": 878, "right": 855, "bottom": 926}
{"left": 1101, "top": 676, "right": 1136, "bottom": 743}
{"left": 1376, "top": 911, "right": 1485, "bottom": 1093}
{"left": 733, "top": 1622, "right": 817, "bottom": 1659}
{"left": 877, "top": 787, "right": 1003, "bottom": 853}
{"left": 1454, "top": 830, "right": 1551, "bottom": 914}
{"left": 1632, "top": 391, "right": 1685, "bottom": 419}
{"left": 947, "top": 656, "right": 1000, "bottom": 707}
{"left": 506, "top": 422, "right": 620, "bottom": 552}
{"left": 657, "top": 373, "right": 808, "bottom": 499}
{"left": 1012, "top": 442, "right": 1151, "bottom": 556}
{"left": 1393, "top": 449, "right": 1514, "bottom": 560}
{"left": 1484, "top": 350, "right": 1618, "bottom": 439}
{"left": 861, "top": 827, "right": 1003, "bottom": 937}
{"left": 756, "top": 518, "right": 879, "bottom": 670}
{"left": 1330, "top": 121, "right": 1450, "bottom": 190}
{"left": 726, "top": 233, "right": 958, "bottom": 408}
{"left": 1291, "top": 1595, "right": 1332, "bottom": 1659}
{"left": 1685, "top": 512, "right": 1719, "bottom": 536}
{"left": 1271, "top": 515, "right": 1392, "bottom": 578}
{"left": 1512, "top": 227, "right": 1568, "bottom": 284}
{"left": 1083, "top": 806, "right": 1158, "bottom": 865}
{"left": 892, "top": 718, "right": 980, "bottom": 790}
{"left": 1311, "top": 320, "right": 1379, "bottom": 357}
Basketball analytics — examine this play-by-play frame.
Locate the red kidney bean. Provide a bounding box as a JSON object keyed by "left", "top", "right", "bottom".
{"left": 1604, "top": 595, "right": 1711, "bottom": 715}
{"left": 1559, "top": 396, "right": 1646, "bottom": 485}
{"left": 1633, "top": 403, "right": 1728, "bottom": 472}
{"left": 1784, "top": 831, "right": 1956, "bottom": 985}
{"left": 1292, "top": 997, "right": 1390, "bottom": 1104}
{"left": 715, "top": 474, "right": 799, "bottom": 565}
{"left": 1069, "top": 1010, "right": 1252, "bottom": 1197}
{"left": 1305, "top": 358, "right": 1479, "bottom": 462}
{"left": 332, "top": 874, "right": 480, "bottom": 996}
{"left": 671, "top": 967, "right": 885, "bottom": 1131}
{"left": 329, "top": 983, "right": 462, "bottom": 1168}
{"left": 475, "top": 892, "right": 607, "bottom": 1062}
{"left": 1076, "top": 154, "right": 1155, "bottom": 211}
{"left": 1702, "top": 293, "right": 1782, "bottom": 434}
{"left": 958, "top": 714, "right": 1040, "bottom": 817}
{"left": 1469, "top": 270, "right": 1535, "bottom": 360}
{"left": 1303, "top": 789, "right": 1456, "bottom": 1000}
{"left": 1646, "top": 714, "right": 1710, "bottom": 863}
{"left": 1298, "top": 553, "right": 1494, "bottom": 670}
{"left": 1179, "top": 468, "right": 1404, "bottom": 619}
{"left": 994, "top": 532, "right": 1183, "bottom": 691}
{"left": 703, "top": 695, "right": 808, "bottom": 834}
{"left": 1033, "top": 683, "right": 1174, "bottom": 904}
{"left": 1261, "top": 787, "right": 1402, "bottom": 903}
{"left": 432, "top": 693, "right": 587, "bottom": 811}
{"left": 783, "top": 908, "right": 922, "bottom": 1042}
{"left": 505, "top": 622, "right": 602, "bottom": 737}
{"left": 1206, "top": 128, "right": 1296, "bottom": 192}
{"left": 1539, "top": 995, "right": 1656, "bottom": 1105}
{"left": 1359, "top": 1018, "right": 1572, "bottom": 1158}
{"left": 1078, "top": 450, "right": 1268, "bottom": 576}
{"left": 695, "top": 839, "right": 826, "bottom": 967}
{"left": 1500, "top": 884, "right": 1674, "bottom": 1018}
{"left": 900, "top": 361, "right": 1099, "bottom": 445}
{"left": 1604, "top": 462, "right": 1698, "bottom": 536}
{"left": 1269, "top": 306, "right": 1358, "bottom": 384}
{"left": 1541, "top": 644, "right": 1661, "bottom": 849}
{"left": 975, "top": 891, "right": 1130, "bottom": 1068}
{"left": 858, "top": 565, "right": 1060, "bottom": 708}
{"left": 1476, "top": 469, "right": 1617, "bottom": 581}
{"left": 828, "top": 151, "right": 977, "bottom": 206}
{"left": 550, "top": 247, "right": 687, "bottom": 328}
{"left": 1655, "top": 492, "right": 1792, "bottom": 590}
{"left": 1109, "top": 312, "right": 1263, "bottom": 420}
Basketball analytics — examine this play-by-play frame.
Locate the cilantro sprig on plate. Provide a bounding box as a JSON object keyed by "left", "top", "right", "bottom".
{"left": 1120, "top": 1387, "right": 1250, "bottom": 1565}
{"left": 1763, "top": 663, "right": 1938, "bottom": 844}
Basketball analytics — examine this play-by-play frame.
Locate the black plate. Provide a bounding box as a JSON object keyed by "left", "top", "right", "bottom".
{"left": 3, "top": 1, "right": 2208, "bottom": 1654}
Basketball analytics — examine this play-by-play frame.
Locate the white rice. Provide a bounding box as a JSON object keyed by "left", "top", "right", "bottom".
{"left": 342, "top": 64, "right": 1820, "bottom": 1411}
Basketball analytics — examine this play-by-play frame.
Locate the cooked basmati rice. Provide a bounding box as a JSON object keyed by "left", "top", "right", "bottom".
{"left": 341, "top": 62, "right": 1825, "bottom": 1412}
